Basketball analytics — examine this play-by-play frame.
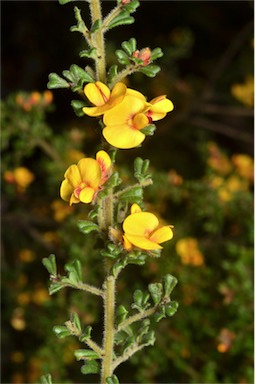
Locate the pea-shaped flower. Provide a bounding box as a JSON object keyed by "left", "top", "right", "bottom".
{"left": 60, "top": 150, "right": 111, "bottom": 205}
{"left": 123, "top": 204, "right": 174, "bottom": 251}
{"left": 146, "top": 95, "right": 174, "bottom": 121}
{"left": 82, "top": 82, "right": 127, "bottom": 117}
{"left": 102, "top": 92, "right": 151, "bottom": 149}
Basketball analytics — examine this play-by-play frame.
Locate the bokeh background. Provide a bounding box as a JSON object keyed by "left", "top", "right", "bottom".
{"left": 1, "top": 1, "right": 254, "bottom": 383}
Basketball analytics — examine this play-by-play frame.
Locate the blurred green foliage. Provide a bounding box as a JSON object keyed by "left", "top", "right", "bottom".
{"left": 1, "top": 1, "right": 254, "bottom": 383}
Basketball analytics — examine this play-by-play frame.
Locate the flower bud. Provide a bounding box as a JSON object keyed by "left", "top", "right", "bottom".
{"left": 132, "top": 48, "right": 151, "bottom": 66}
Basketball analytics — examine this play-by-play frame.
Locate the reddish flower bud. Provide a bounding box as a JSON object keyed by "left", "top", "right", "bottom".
{"left": 132, "top": 48, "right": 151, "bottom": 66}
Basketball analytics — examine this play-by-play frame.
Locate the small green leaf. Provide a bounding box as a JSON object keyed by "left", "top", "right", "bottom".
{"left": 165, "top": 301, "right": 179, "bottom": 317}
{"left": 42, "top": 254, "right": 57, "bottom": 276}
{"left": 78, "top": 220, "right": 99, "bottom": 234}
{"left": 163, "top": 274, "right": 178, "bottom": 297}
{"left": 79, "top": 48, "right": 98, "bottom": 60}
{"left": 116, "top": 305, "right": 129, "bottom": 325}
{"left": 74, "top": 349, "right": 99, "bottom": 360}
{"left": 148, "top": 283, "right": 163, "bottom": 305}
{"left": 154, "top": 306, "right": 166, "bottom": 322}
{"left": 71, "top": 100, "right": 87, "bottom": 117}
{"left": 106, "top": 374, "right": 120, "bottom": 384}
{"left": 64, "top": 259, "right": 82, "bottom": 282}
{"left": 108, "top": 11, "right": 134, "bottom": 30}
{"left": 119, "top": 186, "right": 143, "bottom": 203}
{"left": 53, "top": 325, "right": 71, "bottom": 339}
{"left": 79, "top": 326, "right": 92, "bottom": 342}
{"left": 59, "top": 0, "right": 75, "bottom": 4}
{"left": 49, "top": 282, "right": 63, "bottom": 295}
{"left": 121, "top": 40, "right": 134, "bottom": 56}
{"left": 115, "top": 49, "right": 130, "bottom": 65}
{"left": 90, "top": 19, "right": 101, "bottom": 34}
{"left": 123, "top": 0, "right": 140, "bottom": 13}
{"left": 47, "top": 73, "right": 70, "bottom": 89}
{"left": 40, "top": 374, "right": 53, "bottom": 384}
{"left": 81, "top": 360, "right": 100, "bottom": 375}
{"left": 107, "top": 65, "right": 118, "bottom": 83}
{"left": 71, "top": 312, "right": 82, "bottom": 333}
{"left": 70, "top": 64, "right": 94, "bottom": 83}
{"left": 140, "top": 124, "right": 156, "bottom": 136}
{"left": 140, "top": 64, "right": 161, "bottom": 77}
{"left": 151, "top": 47, "right": 164, "bottom": 61}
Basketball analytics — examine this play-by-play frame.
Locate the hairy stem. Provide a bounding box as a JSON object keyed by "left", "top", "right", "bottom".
{"left": 90, "top": 0, "right": 106, "bottom": 82}
{"left": 117, "top": 306, "right": 156, "bottom": 332}
{"left": 101, "top": 275, "right": 116, "bottom": 383}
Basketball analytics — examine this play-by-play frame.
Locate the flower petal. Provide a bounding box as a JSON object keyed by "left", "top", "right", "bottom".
{"left": 103, "top": 124, "right": 145, "bottom": 149}
{"left": 133, "top": 113, "right": 149, "bottom": 130}
{"left": 148, "top": 96, "right": 174, "bottom": 121}
{"left": 124, "top": 234, "right": 163, "bottom": 250}
{"left": 84, "top": 82, "right": 110, "bottom": 106}
{"left": 126, "top": 88, "right": 147, "bottom": 102}
{"left": 123, "top": 235, "right": 133, "bottom": 251}
{"left": 60, "top": 179, "right": 74, "bottom": 202}
{"left": 79, "top": 187, "right": 95, "bottom": 203}
{"left": 103, "top": 96, "right": 150, "bottom": 125}
{"left": 123, "top": 212, "right": 159, "bottom": 236}
{"left": 77, "top": 158, "right": 101, "bottom": 189}
{"left": 96, "top": 150, "right": 112, "bottom": 173}
{"left": 64, "top": 164, "right": 81, "bottom": 188}
{"left": 131, "top": 203, "right": 142, "bottom": 214}
{"left": 149, "top": 226, "right": 174, "bottom": 244}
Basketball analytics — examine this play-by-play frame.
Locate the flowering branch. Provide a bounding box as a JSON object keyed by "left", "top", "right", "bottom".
{"left": 42, "top": 0, "right": 178, "bottom": 383}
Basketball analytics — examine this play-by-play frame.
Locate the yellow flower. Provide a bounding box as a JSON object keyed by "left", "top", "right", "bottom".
{"left": 82, "top": 82, "right": 127, "bottom": 117}
{"left": 123, "top": 204, "right": 174, "bottom": 251}
{"left": 176, "top": 237, "right": 204, "bottom": 266}
{"left": 232, "top": 154, "right": 254, "bottom": 182}
{"left": 60, "top": 150, "right": 111, "bottom": 205}
{"left": 146, "top": 95, "right": 174, "bottom": 121}
{"left": 231, "top": 76, "right": 254, "bottom": 107}
{"left": 103, "top": 93, "right": 151, "bottom": 149}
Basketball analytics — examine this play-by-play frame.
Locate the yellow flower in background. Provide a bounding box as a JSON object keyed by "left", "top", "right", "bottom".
{"left": 207, "top": 142, "right": 232, "bottom": 175}
{"left": 231, "top": 76, "right": 254, "bottom": 107}
{"left": 146, "top": 95, "right": 174, "bottom": 121}
{"left": 232, "top": 154, "right": 254, "bottom": 182}
{"left": 4, "top": 167, "right": 34, "bottom": 192}
{"left": 103, "top": 94, "right": 151, "bottom": 149}
{"left": 82, "top": 81, "right": 127, "bottom": 117}
{"left": 123, "top": 203, "right": 174, "bottom": 251}
{"left": 60, "top": 150, "right": 112, "bottom": 205}
{"left": 51, "top": 200, "right": 73, "bottom": 222}
{"left": 176, "top": 237, "right": 204, "bottom": 266}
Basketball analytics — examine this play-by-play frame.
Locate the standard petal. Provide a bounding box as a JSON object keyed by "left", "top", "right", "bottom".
{"left": 79, "top": 187, "right": 95, "bottom": 203}
{"left": 103, "top": 96, "right": 149, "bottom": 125}
{"left": 60, "top": 179, "right": 73, "bottom": 202}
{"left": 123, "top": 212, "right": 159, "bottom": 236}
{"left": 126, "top": 88, "right": 147, "bottom": 102}
{"left": 149, "top": 226, "right": 174, "bottom": 244}
{"left": 103, "top": 124, "right": 145, "bottom": 149}
{"left": 109, "top": 82, "right": 127, "bottom": 105}
{"left": 84, "top": 82, "right": 110, "bottom": 106}
{"left": 82, "top": 105, "right": 105, "bottom": 117}
{"left": 96, "top": 150, "right": 112, "bottom": 173}
{"left": 124, "top": 234, "right": 163, "bottom": 250}
{"left": 64, "top": 164, "right": 81, "bottom": 188}
{"left": 77, "top": 158, "right": 101, "bottom": 189}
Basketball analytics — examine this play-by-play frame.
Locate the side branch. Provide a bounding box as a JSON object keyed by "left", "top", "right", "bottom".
{"left": 117, "top": 306, "right": 156, "bottom": 332}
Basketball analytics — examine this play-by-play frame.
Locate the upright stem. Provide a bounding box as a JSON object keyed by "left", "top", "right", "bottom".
{"left": 101, "top": 274, "right": 115, "bottom": 383}
{"left": 89, "top": 0, "right": 106, "bottom": 82}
